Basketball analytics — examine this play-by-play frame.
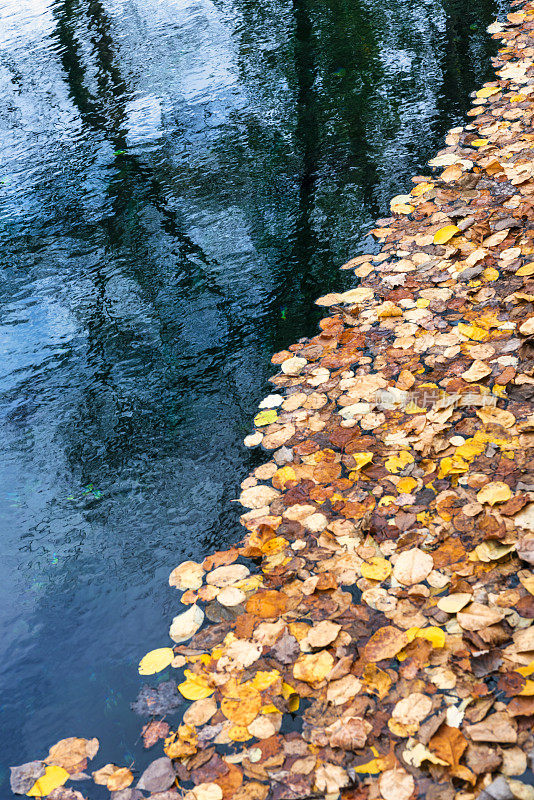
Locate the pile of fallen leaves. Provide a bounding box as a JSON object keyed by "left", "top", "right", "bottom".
{"left": 13, "top": 2, "right": 534, "bottom": 798}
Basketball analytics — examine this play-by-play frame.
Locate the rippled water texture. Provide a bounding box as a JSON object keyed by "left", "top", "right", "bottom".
{"left": 0, "top": 0, "right": 508, "bottom": 785}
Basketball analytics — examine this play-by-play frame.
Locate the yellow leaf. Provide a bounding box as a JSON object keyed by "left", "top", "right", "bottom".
{"left": 416, "top": 627, "right": 445, "bottom": 648}
{"left": 178, "top": 670, "right": 214, "bottom": 700}
{"left": 293, "top": 650, "right": 334, "bottom": 683}
{"left": 362, "top": 664, "right": 392, "bottom": 699}
{"left": 411, "top": 182, "right": 433, "bottom": 197}
{"left": 519, "top": 680, "right": 534, "bottom": 696}
{"left": 282, "top": 681, "right": 296, "bottom": 699}
{"left": 379, "top": 495, "right": 398, "bottom": 508}
{"left": 288, "top": 694, "right": 299, "bottom": 712}
{"left": 476, "top": 481, "right": 512, "bottom": 506}
{"left": 516, "top": 662, "right": 534, "bottom": 677}
{"left": 361, "top": 557, "right": 392, "bottom": 582}
{"left": 482, "top": 267, "right": 499, "bottom": 281}
{"left": 353, "top": 751, "right": 388, "bottom": 775}
{"left": 27, "top": 767, "right": 69, "bottom": 797}
{"left": 352, "top": 452, "right": 374, "bottom": 471}
{"left": 438, "top": 456, "right": 469, "bottom": 478}
{"left": 457, "top": 322, "right": 489, "bottom": 342}
{"left": 434, "top": 225, "right": 460, "bottom": 245}
{"left": 274, "top": 466, "right": 296, "bottom": 487}
{"left": 138, "top": 647, "right": 175, "bottom": 675}
{"left": 228, "top": 724, "right": 253, "bottom": 742}
{"left": 250, "top": 670, "right": 280, "bottom": 691}
{"left": 397, "top": 477, "right": 418, "bottom": 493}
{"left": 254, "top": 409, "right": 278, "bottom": 427}
{"left": 471, "top": 139, "right": 489, "bottom": 147}
{"left": 385, "top": 451, "right": 414, "bottom": 473}
{"left": 517, "top": 264, "right": 534, "bottom": 277}
{"left": 477, "top": 87, "right": 499, "bottom": 98}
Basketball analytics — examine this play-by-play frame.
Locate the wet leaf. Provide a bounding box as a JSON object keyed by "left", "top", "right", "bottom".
{"left": 169, "top": 561, "right": 205, "bottom": 590}
{"left": 27, "top": 767, "right": 69, "bottom": 798}
{"left": 137, "top": 758, "right": 176, "bottom": 793}
{"left": 393, "top": 548, "right": 433, "bottom": 585}
{"left": 363, "top": 626, "right": 410, "bottom": 662}
{"left": 293, "top": 650, "right": 334, "bottom": 682}
{"left": 169, "top": 604, "right": 204, "bottom": 643}
{"left": 10, "top": 763, "right": 46, "bottom": 795}
{"left": 139, "top": 648, "right": 175, "bottom": 675}
{"left": 434, "top": 225, "right": 460, "bottom": 244}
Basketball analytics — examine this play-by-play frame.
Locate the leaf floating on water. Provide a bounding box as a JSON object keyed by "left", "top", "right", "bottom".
{"left": 27, "top": 766, "right": 69, "bottom": 797}
{"left": 169, "top": 604, "right": 204, "bottom": 643}
{"left": 169, "top": 560, "right": 205, "bottom": 590}
{"left": 138, "top": 647, "right": 174, "bottom": 675}
{"left": 10, "top": 763, "right": 46, "bottom": 795}
{"left": 178, "top": 670, "right": 214, "bottom": 701}
{"left": 434, "top": 224, "right": 460, "bottom": 244}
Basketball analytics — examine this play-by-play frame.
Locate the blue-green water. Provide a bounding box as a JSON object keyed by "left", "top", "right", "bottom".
{"left": 0, "top": 0, "right": 506, "bottom": 788}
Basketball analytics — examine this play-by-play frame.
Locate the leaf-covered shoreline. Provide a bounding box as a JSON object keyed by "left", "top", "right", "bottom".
{"left": 12, "top": 1, "right": 534, "bottom": 798}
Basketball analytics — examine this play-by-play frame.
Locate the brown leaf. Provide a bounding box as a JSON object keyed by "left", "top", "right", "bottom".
{"left": 142, "top": 721, "right": 170, "bottom": 749}
{"left": 379, "top": 768, "right": 414, "bottom": 800}
{"left": 429, "top": 725, "right": 467, "bottom": 768}
{"left": 326, "top": 716, "right": 372, "bottom": 750}
{"left": 393, "top": 548, "right": 434, "bottom": 585}
{"left": 246, "top": 590, "right": 288, "bottom": 618}
{"left": 464, "top": 712, "right": 517, "bottom": 743}
{"left": 362, "top": 626, "right": 410, "bottom": 662}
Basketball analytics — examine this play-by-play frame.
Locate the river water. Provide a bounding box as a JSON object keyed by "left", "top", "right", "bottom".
{"left": 0, "top": 0, "right": 506, "bottom": 788}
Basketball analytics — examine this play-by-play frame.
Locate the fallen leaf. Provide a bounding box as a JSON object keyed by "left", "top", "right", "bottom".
{"left": 434, "top": 225, "right": 460, "bottom": 245}
{"left": 138, "top": 648, "right": 174, "bottom": 675}
{"left": 27, "top": 767, "right": 69, "bottom": 798}
{"left": 10, "top": 763, "right": 46, "bottom": 795}
{"left": 305, "top": 620, "right": 341, "bottom": 648}
{"left": 293, "top": 650, "right": 334, "bottom": 682}
{"left": 477, "top": 481, "right": 512, "bottom": 505}
{"left": 137, "top": 758, "right": 176, "bottom": 793}
{"left": 457, "top": 602, "right": 505, "bottom": 630}
{"left": 437, "top": 593, "right": 472, "bottom": 614}
{"left": 393, "top": 548, "right": 434, "bottom": 585}
{"left": 142, "top": 720, "right": 170, "bottom": 748}
{"left": 361, "top": 557, "right": 392, "bottom": 581}
{"left": 464, "top": 712, "right": 517, "bottom": 743}
{"left": 363, "top": 626, "right": 410, "bottom": 662}
{"left": 429, "top": 725, "right": 468, "bottom": 768}
{"left": 169, "top": 604, "right": 204, "bottom": 643}
{"left": 178, "top": 671, "right": 214, "bottom": 700}
{"left": 221, "top": 684, "right": 262, "bottom": 725}
{"left": 169, "top": 561, "right": 205, "bottom": 590}
{"left": 379, "top": 768, "right": 415, "bottom": 800}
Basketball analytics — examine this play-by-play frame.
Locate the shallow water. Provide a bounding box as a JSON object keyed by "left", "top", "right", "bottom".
{"left": 0, "top": 0, "right": 507, "bottom": 786}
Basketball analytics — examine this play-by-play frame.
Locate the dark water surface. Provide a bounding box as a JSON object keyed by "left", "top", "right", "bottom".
{"left": 0, "top": 0, "right": 507, "bottom": 787}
